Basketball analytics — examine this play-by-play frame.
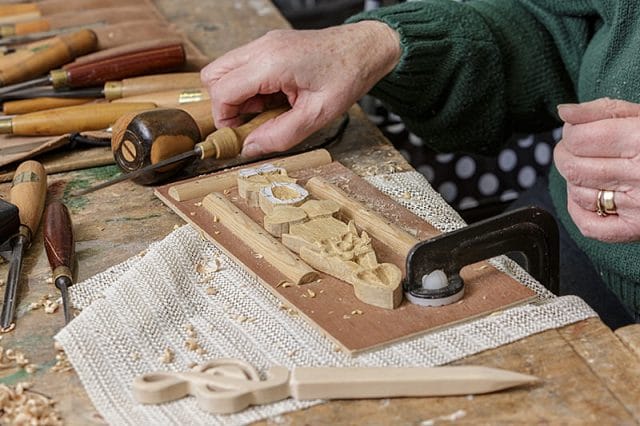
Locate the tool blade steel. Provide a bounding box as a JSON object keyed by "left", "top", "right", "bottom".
{"left": 72, "top": 150, "right": 198, "bottom": 196}
{"left": 0, "top": 235, "right": 27, "bottom": 332}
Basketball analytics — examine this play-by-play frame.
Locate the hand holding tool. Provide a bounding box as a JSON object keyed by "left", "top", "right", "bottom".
{"left": 43, "top": 201, "right": 75, "bottom": 324}
{"left": 0, "top": 160, "right": 47, "bottom": 332}
{"left": 0, "top": 29, "right": 97, "bottom": 87}
{"left": 133, "top": 358, "right": 539, "bottom": 414}
{"left": 78, "top": 107, "right": 286, "bottom": 193}
{"left": 0, "top": 42, "right": 186, "bottom": 95}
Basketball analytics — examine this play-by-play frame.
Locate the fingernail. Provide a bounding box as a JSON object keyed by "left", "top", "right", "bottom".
{"left": 557, "top": 103, "right": 576, "bottom": 112}
{"left": 241, "top": 141, "right": 263, "bottom": 158}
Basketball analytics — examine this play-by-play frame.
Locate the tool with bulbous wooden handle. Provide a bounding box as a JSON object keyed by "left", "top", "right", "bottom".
{"left": 0, "top": 29, "right": 97, "bottom": 87}
{"left": 43, "top": 201, "right": 75, "bottom": 324}
{"left": 0, "top": 160, "right": 47, "bottom": 332}
{"left": 0, "top": 42, "right": 186, "bottom": 95}
{"left": 73, "top": 107, "right": 288, "bottom": 195}
{"left": 132, "top": 358, "right": 539, "bottom": 414}
{"left": 0, "top": 0, "right": 135, "bottom": 18}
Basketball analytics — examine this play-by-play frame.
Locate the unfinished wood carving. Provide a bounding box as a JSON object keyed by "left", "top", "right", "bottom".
{"left": 238, "top": 164, "right": 403, "bottom": 309}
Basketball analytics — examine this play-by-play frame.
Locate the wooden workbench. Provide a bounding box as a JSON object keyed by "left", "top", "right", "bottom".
{"left": 1, "top": 1, "right": 639, "bottom": 424}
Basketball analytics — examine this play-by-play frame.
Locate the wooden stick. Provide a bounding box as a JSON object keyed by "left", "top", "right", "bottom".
{"left": 168, "top": 149, "right": 332, "bottom": 201}
{"left": 305, "top": 176, "right": 419, "bottom": 257}
{"left": 203, "top": 192, "right": 318, "bottom": 285}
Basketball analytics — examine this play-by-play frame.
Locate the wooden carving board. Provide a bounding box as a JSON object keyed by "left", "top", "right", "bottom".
{"left": 155, "top": 160, "right": 536, "bottom": 354}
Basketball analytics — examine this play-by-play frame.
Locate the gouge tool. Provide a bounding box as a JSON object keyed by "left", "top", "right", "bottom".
{"left": 133, "top": 358, "right": 539, "bottom": 414}
{"left": 43, "top": 201, "right": 75, "bottom": 324}
{"left": 0, "top": 160, "right": 47, "bottom": 332}
{"left": 0, "top": 42, "right": 186, "bottom": 96}
{"left": 0, "top": 28, "right": 97, "bottom": 87}
{"left": 73, "top": 107, "right": 289, "bottom": 196}
{"left": 0, "top": 198, "right": 19, "bottom": 248}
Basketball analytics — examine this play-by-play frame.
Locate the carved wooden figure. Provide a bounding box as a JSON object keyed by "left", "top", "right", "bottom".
{"left": 238, "top": 164, "right": 403, "bottom": 309}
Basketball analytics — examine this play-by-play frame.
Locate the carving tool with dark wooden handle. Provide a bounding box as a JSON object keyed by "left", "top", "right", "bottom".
{"left": 73, "top": 107, "right": 287, "bottom": 195}
{"left": 43, "top": 201, "right": 75, "bottom": 324}
{"left": 0, "top": 29, "right": 97, "bottom": 87}
{"left": 0, "top": 0, "right": 136, "bottom": 18}
{"left": 0, "top": 42, "right": 186, "bottom": 95}
{"left": 0, "top": 160, "right": 47, "bottom": 332}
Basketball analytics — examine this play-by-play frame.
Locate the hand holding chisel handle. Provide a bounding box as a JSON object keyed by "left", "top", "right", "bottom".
{"left": 43, "top": 201, "right": 75, "bottom": 324}
{"left": 0, "top": 161, "right": 47, "bottom": 331}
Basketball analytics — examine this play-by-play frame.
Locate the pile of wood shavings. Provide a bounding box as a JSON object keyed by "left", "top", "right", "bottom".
{"left": 0, "top": 382, "right": 63, "bottom": 425}
{"left": 0, "top": 346, "right": 37, "bottom": 374}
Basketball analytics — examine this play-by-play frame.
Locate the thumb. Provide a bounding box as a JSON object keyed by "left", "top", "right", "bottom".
{"left": 241, "top": 106, "right": 327, "bottom": 157}
{"left": 558, "top": 98, "right": 640, "bottom": 124}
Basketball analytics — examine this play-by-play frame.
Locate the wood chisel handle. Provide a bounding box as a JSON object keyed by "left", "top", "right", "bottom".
{"left": 2, "top": 97, "right": 92, "bottom": 115}
{"left": 51, "top": 43, "right": 186, "bottom": 89}
{"left": 0, "top": 3, "right": 39, "bottom": 18}
{"left": 43, "top": 200, "right": 75, "bottom": 323}
{"left": 104, "top": 72, "right": 202, "bottom": 100}
{"left": 10, "top": 160, "right": 47, "bottom": 241}
{"left": 0, "top": 101, "right": 157, "bottom": 135}
{"left": 2, "top": 19, "right": 50, "bottom": 37}
{"left": 196, "top": 107, "right": 288, "bottom": 160}
{"left": 0, "top": 29, "right": 97, "bottom": 86}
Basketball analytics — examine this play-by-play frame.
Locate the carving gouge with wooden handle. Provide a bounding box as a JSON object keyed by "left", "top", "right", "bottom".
{"left": 43, "top": 201, "right": 75, "bottom": 325}
{"left": 0, "top": 42, "right": 186, "bottom": 95}
{"left": 74, "top": 107, "right": 288, "bottom": 196}
{"left": 0, "top": 101, "right": 157, "bottom": 135}
{"left": 0, "top": 160, "right": 47, "bottom": 332}
{"left": 0, "top": 29, "right": 97, "bottom": 87}
{"left": 0, "top": 72, "right": 202, "bottom": 104}
{"left": 0, "top": 0, "right": 137, "bottom": 18}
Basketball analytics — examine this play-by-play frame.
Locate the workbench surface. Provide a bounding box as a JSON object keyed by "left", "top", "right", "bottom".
{"left": 1, "top": 1, "right": 639, "bottom": 424}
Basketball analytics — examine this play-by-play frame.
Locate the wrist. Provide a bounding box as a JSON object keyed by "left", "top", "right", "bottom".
{"left": 348, "top": 20, "right": 401, "bottom": 79}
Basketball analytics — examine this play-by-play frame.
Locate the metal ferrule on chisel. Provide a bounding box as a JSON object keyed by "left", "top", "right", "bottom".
{"left": 52, "top": 265, "right": 73, "bottom": 283}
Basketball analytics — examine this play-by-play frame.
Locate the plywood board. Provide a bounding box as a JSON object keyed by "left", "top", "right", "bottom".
{"left": 155, "top": 160, "right": 537, "bottom": 354}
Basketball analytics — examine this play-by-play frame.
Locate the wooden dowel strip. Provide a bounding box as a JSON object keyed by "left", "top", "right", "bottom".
{"left": 305, "top": 176, "right": 419, "bottom": 257}
{"left": 168, "top": 149, "right": 333, "bottom": 201}
{"left": 203, "top": 192, "right": 318, "bottom": 285}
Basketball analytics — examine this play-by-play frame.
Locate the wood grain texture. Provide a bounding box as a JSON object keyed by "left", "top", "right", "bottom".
{"left": 43, "top": 200, "right": 74, "bottom": 273}
{"left": 616, "top": 324, "right": 640, "bottom": 360}
{"left": 10, "top": 160, "right": 47, "bottom": 237}
{"left": 156, "top": 161, "right": 537, "bottom": 353}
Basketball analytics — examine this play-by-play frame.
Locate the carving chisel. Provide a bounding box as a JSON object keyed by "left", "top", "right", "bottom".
{"left": 74, "top": 108, "right": 288, "bottom": 196}
{"left": 0, "top": 42, "right": 186, "bottom": 95}
{"left": 0, "top": 160, "right": 47, "bottom": 332}
{"left": 43, "top": 201, "right": 75, "bottom": 324}
{"left": 0, "top": 7, "right": 161, "bottom": 39}
{"left": 0, "top": 72, "right": 202, "bottom": 102}
{"left": 0, "top": 0, "right": 138, "bottom": 18}
{"left": 0, "top": 29, "right": 97, "bottom": 87}
{"left": 0, "top": 101, "right": 157, "bottom": 135}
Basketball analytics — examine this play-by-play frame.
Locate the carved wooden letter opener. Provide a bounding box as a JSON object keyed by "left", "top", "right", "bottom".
{"left": 133, "top": 358, "right": 538, "bottom": 414}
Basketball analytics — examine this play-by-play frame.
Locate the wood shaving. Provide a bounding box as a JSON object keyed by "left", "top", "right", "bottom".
{"left": 351, "top": 309, "right": 364, "bottom": 316}
{"left": 160, "top": 348, "right": 174, "bottom": 364}
{"left": 194, "top": 202, "right": 202, "bottom": 207}
{"left": 185, "top": 338, "right": 200, "bottom": 352}
{"left": 253, "top": 253, "right": 264, "bottom": 259}
{"left": 45, "top": 277, "right": 53, "bottom": 285}
{"left": 189, "top": 211, "right": 196, "bottom": 216}
{"left": 342, "top": 314, "right": 351, "bottom": 320}
{"left": 184, "top": 324, "right": 197, "bottom": 338}
{"left": 43, "top": 300, "right": 59, "bottom": 314}
{"left": 0, "top": 347, "right": 37, "bottom": 374}
{"left": 223, "top": 189, "right": 231, "bottom": 195}
{"left": 206, "top": 287, "right": 218, "bottom": 295}
{"left": 130, "top": 352, "right": 141, "bottom": 362}
{"left": 0, "top": 382, "right": 63, "bottom": 425}
{"left": 212, "top": 215, "right": 219, "bottom": 223}
{"left": 307, "top": 289, "right": 316, "bottom": 298}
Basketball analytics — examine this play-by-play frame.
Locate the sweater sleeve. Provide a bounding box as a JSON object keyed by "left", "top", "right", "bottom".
{"left": 346, "top": 0, "right": 581, "bottom": 154}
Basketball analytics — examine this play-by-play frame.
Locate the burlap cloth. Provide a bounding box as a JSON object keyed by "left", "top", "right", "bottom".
{"left": 56, "top": 171, "right": 597, "bottom": 425}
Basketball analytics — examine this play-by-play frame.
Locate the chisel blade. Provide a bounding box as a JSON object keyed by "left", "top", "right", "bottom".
{"left": 0, "top": 234, "right": 27, "bottom": 332}
{"left": 71, "top": 150, "right": 199, "bottom": 197}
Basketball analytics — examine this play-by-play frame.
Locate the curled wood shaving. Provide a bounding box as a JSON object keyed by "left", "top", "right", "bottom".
{"left": 0, "top": 382, "right": 63, "bottom": 425}
{"left": 307, "top": 289, "right": 316, "bottom": 298}
{"left": 206, "top": 287, "right": 218, "bottom": 295}
{"left": 43, "top": 300, "right": 59, "bottom": 314}
{"left": 160, "top": 348, "right": 174, "bottom": 364}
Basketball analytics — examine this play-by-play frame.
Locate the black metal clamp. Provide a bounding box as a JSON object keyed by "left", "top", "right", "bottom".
{"left": 405, "top": 206, "right": 560, "bottom": 306}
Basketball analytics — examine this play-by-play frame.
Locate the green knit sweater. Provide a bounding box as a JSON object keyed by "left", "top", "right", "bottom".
{"left": 348, "top": 0, "right": 640, "bottom": 319}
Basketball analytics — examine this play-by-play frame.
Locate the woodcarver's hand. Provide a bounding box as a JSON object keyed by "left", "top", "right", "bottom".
{"left": 555, "top": 98, "right": 640, "bottom": 242}
{"left": 201, "top": 21, "right": 400, "bottom": 157}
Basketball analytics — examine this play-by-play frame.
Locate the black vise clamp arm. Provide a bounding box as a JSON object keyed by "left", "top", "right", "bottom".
{"left": 405, "top": 206, "right": 560, "bottom": 307}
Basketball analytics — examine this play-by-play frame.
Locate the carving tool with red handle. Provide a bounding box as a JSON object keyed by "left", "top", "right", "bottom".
{"left": 0, "top": 42, "right": 186, "bottom": 96}
{"left": 43, "top": 201, "right": 75, "bottom": 324}
{"left": 0, "top": 160, "right": 47, "bottom": 332}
